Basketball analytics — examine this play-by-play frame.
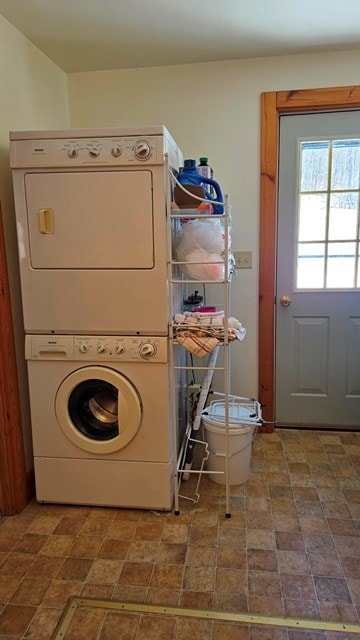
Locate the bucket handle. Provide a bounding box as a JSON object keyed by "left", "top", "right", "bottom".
{"left": 208, "top": 440, "right": 253, "bottom": 459}
{"left": 207, "top": 424, "right": 258, "bottom": 459}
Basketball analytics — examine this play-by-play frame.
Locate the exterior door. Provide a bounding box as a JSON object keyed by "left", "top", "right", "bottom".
{"left": 276, "top": 111, "right": 360, "bottom": 428}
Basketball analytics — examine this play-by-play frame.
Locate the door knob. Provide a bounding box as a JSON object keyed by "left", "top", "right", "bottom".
{"left": 280, "top": 295, "right": 291, "bottom": 307}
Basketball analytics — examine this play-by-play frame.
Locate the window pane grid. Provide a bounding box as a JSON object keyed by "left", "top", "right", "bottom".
{"left": 297, "top": 139, "right": 360, "bottom": 290}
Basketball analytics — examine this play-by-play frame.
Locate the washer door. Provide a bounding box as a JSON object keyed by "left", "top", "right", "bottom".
{"left": 55, "top": 366, "right": 142, "bottom": 454}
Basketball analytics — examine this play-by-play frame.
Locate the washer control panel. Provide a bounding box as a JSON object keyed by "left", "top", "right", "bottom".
{"left": 26, "top": 335, "right": 168, "bottom": 363}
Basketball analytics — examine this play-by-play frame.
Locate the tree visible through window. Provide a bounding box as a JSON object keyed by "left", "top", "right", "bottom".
{"left": 297, "top": 139, "right": 360, "bottom": 289}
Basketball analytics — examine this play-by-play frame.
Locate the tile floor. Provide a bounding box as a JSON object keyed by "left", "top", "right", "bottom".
{"left": 0, "top": 428, "right": 359, "bottom": 639}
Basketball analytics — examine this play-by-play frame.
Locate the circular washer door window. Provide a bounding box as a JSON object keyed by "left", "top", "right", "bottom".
{"left": 55, "top": 366, "right": 142, "bottom": 454}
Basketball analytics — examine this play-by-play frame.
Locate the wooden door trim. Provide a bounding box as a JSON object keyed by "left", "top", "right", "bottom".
{"left": 0, "top": 202, "right": 29, "bottom": 515}
{"left": 259, "top": 85, "right": 360, "bottom": 430}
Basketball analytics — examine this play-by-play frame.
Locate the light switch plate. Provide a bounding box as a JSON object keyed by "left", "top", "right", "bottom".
{"left": 234, "top": 250, "right": 252, "bottom": 269}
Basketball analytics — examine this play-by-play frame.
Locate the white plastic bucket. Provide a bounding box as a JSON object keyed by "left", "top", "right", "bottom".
{"left": 202, "top": 401, "right": 259, "bottom": 485}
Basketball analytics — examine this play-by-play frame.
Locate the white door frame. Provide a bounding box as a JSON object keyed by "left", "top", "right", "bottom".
{"left": 259, "top": 85, "right": 360, "bottom": 431}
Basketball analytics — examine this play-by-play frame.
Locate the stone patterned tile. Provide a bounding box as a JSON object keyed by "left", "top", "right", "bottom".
{"left": 212, "top": 621, "right": 250, "bottom": 640}
{"left": 10, "top": 577, "right": 51, "bottom": 606}
{"left": 119, "top": 562, "right": 154, "bottom": 586}
{"left": 14, "top": 533, "right": 47, "bottom": 555}
{"left": 273, "top": 514, "right": 301, "bottom": 532}
{"left": 112, "top": 584, "right": 147, "bottom": 602}
{"left": 284, "top": 598, "right": 320, "bottom": 619}
{"left": 26, "top": 555, "right": 63, "bottom": 579}
{"left": 293, "top": 486, "right": 319, "bottom": 501}
{"left": 183, "top": 566, "right": 215, "bottom": 592}
{"left": 80, "top": 518, "right": 111, "bottom": 538}
{"left": 157, "top": 542, "right": 188, "bottom": 564}
{"left": 146, "top": 587, "right": 180, "bottom": 606}
{"left": 277, "top": 550, "right": 310, "bottom": 575}
{"left": 308, "top": 552, "right": 344, "bottom": 577}
{"left": 56, "top": 557, "right": 93, "bottom": 581}
{"left": 0, "top": 575, "right": 21, "bottom": 603}
{"left": 270, "top": 499, "right": 297, "bottom": 515}
{"left": 81, "top": 583, "right": 114, "bottom": 599}
{"left": 62, "top": 606, "right": 106, "bottom": 640}
{"left": 106, "top": 518, "right": 136, "bottom": 540}
{"left": 26, "top": 515, "right": 60, "bottom": 535}
{"left": 318, "top": 601, "right": 359, "bottom": 623}
{"left": 98, "top": 611, "right": 139, "bottom": 640}
{"left": 327, "top": 518, "right": 359, "bottom": 537}
{"left": 281, "top": 573, "right": 317, "bottom": 600}
{"left": 175, "top": 617, "right": 213, "bottom": 640}
{"left": 69, "top": 535, "right": 102, "bottom": 558}
{"left": 134, "top": 522, "right": 164, "bottom": 540}
{"left": 341, "top": 556, "right": 360, "bottom": 578}
{"left": 214, "top": 593, "right": 248, "bottom": 612}
{"left": 54, "top": 517, "right": 85, "bottom": 536}
{"left": 203, "top": 549, "right": 235, "bottom": 579}
{"left": 247, "top": 529, "right": 276, "bottom": 550}
{"left": 0, "top": 603, "right": 36, "bottom": 636}
{"left": 245, "top": 512, "right": 273, "bottom": 530}
{"left": 150, "top": 564, "right": 183, "bottom": 589}
{"left": 189, "top": 525, "right": 218, "bottom": 546}
{"left": 39, "top": 533, "right": 75, "bottom": 556}
{"left": 248, "top": 571, "right": 281, "bottom": 597}
{"left": 275, "top": 531, "right": 305, "bottom": 552}
{"left": 0, "top": 553, "right": 35, "bottom": 577}
{"left": 97, "top": 538, "right": 130, "bottom": 559}
{"left": 126, "top": 540, "right": 159, "bottom": 562}
{"left": 348, "top": 578, "right": 360, "bottom": 606}
{"left": 186, "top": 544, "right": 217, "bottom": 567}
{"left": 0, "top": 429, "right": 359, "bottom": 638}
{"left": 179, "top": 590, "right": 213, "bottom": 609}
{"left": 162, "top": 524, "right": 189, "bottom": 543}
{"left": 247, "top": 549, "right": 278, "bottom": 572}
{"left": 136, "top": 614, "right": 176, "bottom": 640}
{"left": 298, "top": 514, "right": 329, "bottom": 534}
{"left": 41, "top": 579, "right": 82, "bottom": 606}
{"left": 303, "top": 533, "right": 336, "bottom": 555}
{"left": 322, "top": 502, "right": 352, "bottom": 518}
{"left": 86, "top": 558, "right": 123, "bottom": 584}
{"left": 314, "top": 576, "right": 352, "bottom": 603}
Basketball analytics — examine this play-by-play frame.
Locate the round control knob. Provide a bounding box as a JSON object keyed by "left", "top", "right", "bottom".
{"left": 97, "top": 344, "right": 106, "bottom": 354}
{"left": 89, "top": 147, "right": 100, "bottom": 157}
{"left": 68, "top": 147, "right": 78, "bottom": 158}
{"left": 134, "top": 141, "right": 151, "bottom": 160}
{"left": 79, "top": 344, "right": 88, "bottom": 354}
{"left": 115, "top": 344, "right": 125, "bottom": 355}
{"left": 111, "top": 145, "right": 122, "bottom": 158}
{"left": 139, "top": 342, "right": 156, "bottom": 358}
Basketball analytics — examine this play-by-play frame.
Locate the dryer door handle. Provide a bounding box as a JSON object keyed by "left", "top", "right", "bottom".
{"left": 38, "top": 208, "right": 55, "bottom": 234}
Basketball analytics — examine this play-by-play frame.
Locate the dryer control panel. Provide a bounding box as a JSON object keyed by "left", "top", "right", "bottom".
{"left": 10, "top": 135, "right": 164, "bottom": 167}
{"left": 26, "top": 335, "right": 168, "bottom": 363}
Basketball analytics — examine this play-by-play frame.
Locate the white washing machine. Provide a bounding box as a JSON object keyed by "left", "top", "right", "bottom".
{"left": 10, "top": 126, "right": 182, "bottom": 335}
{"left": 25, "top": 334, "right": 181, "bottom": 510}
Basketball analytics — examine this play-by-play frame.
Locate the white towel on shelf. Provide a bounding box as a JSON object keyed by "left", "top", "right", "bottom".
{"left": 173, "top": 311, "right": 246, "bottom": 356}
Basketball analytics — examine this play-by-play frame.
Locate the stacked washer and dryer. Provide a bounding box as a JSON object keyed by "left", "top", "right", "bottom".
{"left": 10, "top": 126, "right": 184, "bottom": 510}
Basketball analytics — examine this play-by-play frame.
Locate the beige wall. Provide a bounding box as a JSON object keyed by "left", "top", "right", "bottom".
{"left": 68, "top": 49, "right": 360, "bottom": 399}
{"left": 2, "top": 17, "right": 360, "bottom": 468}
{"left": 0, "top": 16, "right": 70, "bottom": 469}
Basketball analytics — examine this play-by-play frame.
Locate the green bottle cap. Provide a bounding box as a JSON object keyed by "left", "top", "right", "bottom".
{"left": 199, "top": 157, "right": 208, "bottom": 164}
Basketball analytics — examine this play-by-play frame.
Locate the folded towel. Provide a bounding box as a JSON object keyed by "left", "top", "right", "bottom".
{"left": 173, "top": 311, "right": 246, "bottom": 344}
{"left": 176, "top": 332, "right": 220, "bottom": 357}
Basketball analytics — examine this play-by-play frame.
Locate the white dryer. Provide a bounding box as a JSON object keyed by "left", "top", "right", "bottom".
{"left": 25, "top": 334, "right": 181, "bottom": 509}
{"left": 10, "top": 126, "right": 182, "bottom": 335}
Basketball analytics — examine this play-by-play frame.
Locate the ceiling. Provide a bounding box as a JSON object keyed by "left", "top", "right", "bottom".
{"left": 1, "top": 0, "right": 360, "bottom": 73}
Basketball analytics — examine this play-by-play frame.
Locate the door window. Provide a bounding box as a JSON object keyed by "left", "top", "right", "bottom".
{"left": 297, "top": 139, "right": 360, "bottom": 289}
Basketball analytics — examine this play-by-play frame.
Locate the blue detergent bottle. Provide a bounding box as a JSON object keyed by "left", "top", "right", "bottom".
{"left": 177, "top": 159, "right": 224, "bottom": 214}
